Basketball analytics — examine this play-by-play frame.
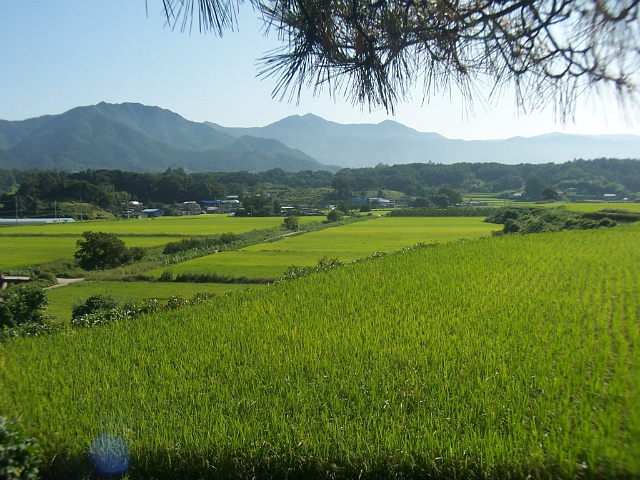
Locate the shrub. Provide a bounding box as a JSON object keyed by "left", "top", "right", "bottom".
{"left": 283, "top": 216, "right": 299, "bottom": 231}
{"left": 71, "top": 293, "right": 214, "bottom": 329}
{"left": 31, "top": 271, "right": 58, "bottom": 288}
{"left": 163, "top": 237, "right": 216, "bottom": 254}
{"left": 327, "top": 209, "right": 343, "bottom": 222}
{"left": 159, "top": 270, "right": 176, "bottom": 282}
{"left": 0, "top": 416, "right": 42, "bottom": 480}
{"left": 0, "top": 285, "right": 49, "bottom": 329}
{"left": 485, "top": 206, "right": 633, "bottom": 235}
{"left": 219, "top": 232, "right": 239, "bottom": 244}
{"left": 128, "top": 246, "right": 146, "bottom": 262}
{"left": 317, "top": 256, "right": 342, "bottom": 268}
{"left": 72, "top": 294, "right": 121, "bottom": 320}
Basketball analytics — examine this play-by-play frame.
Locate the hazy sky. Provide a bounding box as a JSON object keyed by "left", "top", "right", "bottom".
{"left": 1, "top": 1, "right": 638, "bottom": 140}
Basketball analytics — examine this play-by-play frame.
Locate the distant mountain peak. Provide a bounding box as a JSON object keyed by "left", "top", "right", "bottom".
{"left": 3, "top": 103, "right": 639, "bottom": 172}
{"left": 209, "top": 112, "right": 640, "bottom": 167}
{"left": 0, "top": 102, "right": 329, "bottom": 173}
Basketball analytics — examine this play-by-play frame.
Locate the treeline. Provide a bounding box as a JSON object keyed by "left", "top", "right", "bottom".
{"left": 0, "top": 168, "right": 26, "bottom": 194}
{"left": 486, "top": 207, "right": 640, "bottom": 234}
{"left": 0, "top": 168, "right": 227, "bottom": 217}
{"left": 333, "top": 158, "right": 640, "bottom": 197}
{"left": 1, "top": 159, "right": 638, "bottom": 218}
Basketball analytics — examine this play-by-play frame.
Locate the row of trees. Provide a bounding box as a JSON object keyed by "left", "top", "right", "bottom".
{"left": 333, "top": 159, "right": 640, "bottom": 198}
{"left": 0, "top": 159, "right": 638, "bottom": 218}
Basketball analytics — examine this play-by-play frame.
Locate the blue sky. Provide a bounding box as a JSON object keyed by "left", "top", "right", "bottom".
{"left": 1, "top": 0, "right": 638, "bottom": 140}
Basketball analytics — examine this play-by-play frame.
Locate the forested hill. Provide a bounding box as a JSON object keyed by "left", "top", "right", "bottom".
{"left": 210, "top": 113, "right": 640, "bottom": 168}
{"left": 331, "top": 158, "right": 640, "bottom": 197}
{"left": 0, "top": 103, "right": 327, "bottom": 173}
{"left": 1, "top": 159, "right": 638, "bottom": 210}
{"left": 3, "top": 104, "right": 639, "bottom": 174}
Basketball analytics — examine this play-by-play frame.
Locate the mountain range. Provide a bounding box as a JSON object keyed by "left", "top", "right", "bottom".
{"left": 1, "top": 102, "right": 638, "bottom": 173}
{"left": 0, "top": 103, "right": 325, "bottom": 173}
{"left": 210, "top": 114, "right": 640, "bottom": 168}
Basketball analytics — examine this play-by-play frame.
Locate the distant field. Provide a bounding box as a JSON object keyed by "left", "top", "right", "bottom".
{"left": 0, "top": 216, "right": 323, "bottom": 269}
{"left": 0, "top": 236, "right": 181, "bottom": 269}
{"left": 45, "top": 281, "right": 258, "bottom": 323}
{"left": 0, "top": 236, "right": 79, "bottom": 269}
{"left": 465, "top": 195, "right": 640, "bottom": 212}
{"left": 0, "top": 215, "right": 319, "bottom": 236}
{"left": 558, "top": 202, "right": 640, "bottom": 212}
{"left": 155, "top": 217, "right": 498, "bottom": 278}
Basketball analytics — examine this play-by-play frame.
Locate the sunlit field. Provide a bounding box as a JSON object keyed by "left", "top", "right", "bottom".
{"left": 0, "top": 216, "right": 322, "bottom": 269}
{"left": 463, "top": 194, "right": 640, "bottom": 212}
{"left": 0, "top": 236, "right": 182, "bottom": 269}
{"left": 45, "top": 281, "right": 258, "bottom": 323}
{"left": 0, "top": 215, "right": 319, "bottom": 236}
{"left": 0, "top": 236, "right": 79, "bottom": 269}
{"left": 558, "top": 202, "right": 640, "bottom": 213}
{"left": 153, "top": 217, "right": 498, "bottom": 278}
{"left": 1, "top": 224, "right": 638, "bottom": 479}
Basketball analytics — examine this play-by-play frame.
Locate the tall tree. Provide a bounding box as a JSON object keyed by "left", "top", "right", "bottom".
{"left": 157, "top": 0, "right": 639, "bottom": 115}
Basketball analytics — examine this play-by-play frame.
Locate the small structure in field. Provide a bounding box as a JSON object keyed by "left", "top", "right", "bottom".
{"left": 0, "top": 218, "right": 75, "bottom": 226}
{"left": 0, "top": 274, "right": 31, "bottom": 290}
{"left": 140, "top": 208, "right": 163, "bottom": 218}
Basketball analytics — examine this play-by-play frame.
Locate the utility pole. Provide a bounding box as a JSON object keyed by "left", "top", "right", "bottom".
{"left": 15, "top": 196, "right": 18, "bottom": 226}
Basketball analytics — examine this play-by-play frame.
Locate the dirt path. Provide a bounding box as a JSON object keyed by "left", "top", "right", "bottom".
{"left": 46, "top": 278, "right": 85, "bottom": 290}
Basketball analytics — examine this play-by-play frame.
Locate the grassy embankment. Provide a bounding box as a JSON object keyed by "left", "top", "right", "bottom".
{"left": 1, "top": 223, "right": 638, "bottom": 479}
{"left": 44, "top": 281, "right": 254, "bottom": 323}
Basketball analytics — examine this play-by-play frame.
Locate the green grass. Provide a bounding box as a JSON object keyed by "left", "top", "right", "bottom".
{"left": 45, "top": 281, "right": 258, "bottom": 323}
{"left": 154, "top": 217, "right": 498, "bottom": 279}
{"left": 557, "top": 202, "right": 640, "bottom": 213}
{"left": 0, "top": 236, "right": 185, "bottom": 269}
{"left": 1, "top": 224, "right": 638, "bottom": 479}
{"left": 463, "top": 195, "right": 640, "bottom": 212}
{"left": 0, "top": 236, "right": 79, "bottom": 269}
{"left": 0, "top": 215, "right": 319, "bottom": 236}
{"left": 0, "top": 216, "right": 323, "bottom": 270}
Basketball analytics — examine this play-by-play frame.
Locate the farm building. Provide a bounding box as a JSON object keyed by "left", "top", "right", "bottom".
{"left": 140, "top": 208, "right": 163, "bottom": 218}
{"left": 201, "top": 199, "right": 242, "bottom": 214}
{"left": 180, "top": 201, "right": 202, "bottom": 215}
{"left": 0, "top": 217, "right": 75, "bottom": 226}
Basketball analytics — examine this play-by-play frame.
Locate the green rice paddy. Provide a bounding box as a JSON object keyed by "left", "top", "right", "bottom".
{"left": 154, "top": 217, "right": 498, "bottom": 279}
{"left": 1, "top": 224, "right": 638, "bottom": 479}
{"left": 0, "top": 236, "right": 187, "bottom": 269}
{"left": 0, "top": 215, "right": 319, "bottom": 236}
{"left": 0, "top": 216, "right": 322, "bottom": 269}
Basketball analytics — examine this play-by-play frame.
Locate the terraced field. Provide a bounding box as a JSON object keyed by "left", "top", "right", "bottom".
{"left": 0, "top": 216, "right": 326, "bottom": 269}
{"left": 153, "top": 216, "right": 498, "bottom": 279}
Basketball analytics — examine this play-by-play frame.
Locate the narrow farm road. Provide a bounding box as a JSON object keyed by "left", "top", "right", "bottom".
{"left": 46, "top": 278, "right": 85, "bottom": 290}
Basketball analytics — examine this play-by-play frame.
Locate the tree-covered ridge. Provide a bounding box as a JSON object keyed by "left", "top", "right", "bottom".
{"left": 333, "top": 158, "right": 640, "bottom": 198}
{"left": 0, "top": 158, "right": 638, "bottom": 218}
{"left": 0, "top": 103, "right": 326, "bottom": 173}
{"left": 3, "top": 104, "right": 640, "bottom": 171}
